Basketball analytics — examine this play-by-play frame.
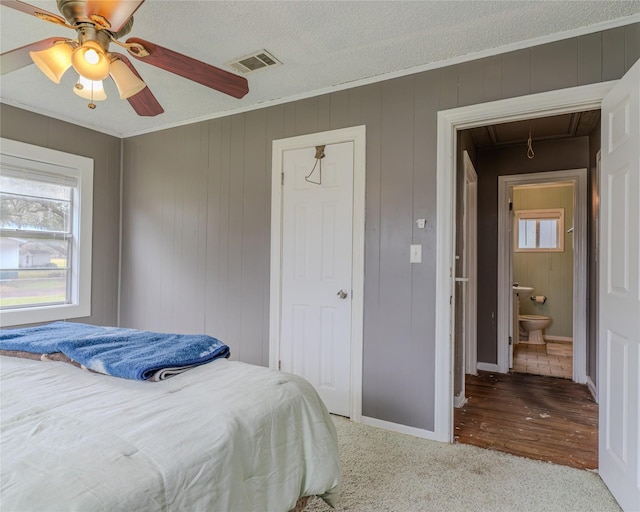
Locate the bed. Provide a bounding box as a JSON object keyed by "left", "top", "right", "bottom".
{"left": 0, "top": 323, "right": 340, "bottom": 512}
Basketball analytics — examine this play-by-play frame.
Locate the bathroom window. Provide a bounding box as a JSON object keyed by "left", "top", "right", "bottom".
{"left": 514, "top": 208, "right": 564, "bottom": 252}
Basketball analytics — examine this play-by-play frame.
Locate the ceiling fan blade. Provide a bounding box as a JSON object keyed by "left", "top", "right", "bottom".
{"left": 84, "top": 0, "right": 144, "bottom": 32}
{"left": 0, "top": 0, "right": 67, "bottom": 25}
{"left": 126, "top": 38, "right": 249, "bottom": 99}
{"left": 1, "top": 37, "right": 71, "bottom": 75}
{"left": 112, "top": 53, "right": 163, "bottom": 117}
{"left": 126, "top": 81, "right": 164, "bottom": 117}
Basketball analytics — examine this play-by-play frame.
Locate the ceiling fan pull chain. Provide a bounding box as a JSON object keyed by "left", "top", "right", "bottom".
{"left": 305, "top": 145, "right": 326, "bottom": 185}
{"left": 88, "top": 80, "right": 96, "bottom": 110}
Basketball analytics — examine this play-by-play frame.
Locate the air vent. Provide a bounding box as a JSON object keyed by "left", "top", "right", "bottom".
{"left": 227, "top": 50, "right": 282, "bottom": 74}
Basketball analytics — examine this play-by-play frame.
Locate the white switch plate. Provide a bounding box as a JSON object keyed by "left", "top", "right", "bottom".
{"left": 416, "top": 218, "right": 426, "bottom": 229}
{"left": 410, "top": 244, "right": 422, "bottom": 263}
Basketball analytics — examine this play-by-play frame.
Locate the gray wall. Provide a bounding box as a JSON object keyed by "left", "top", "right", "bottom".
{"left": 476, "top": 138, "right": 590, "bottom": 364}
{"left": 118, "top": 24, "right": 637, "bottom": 431}
{"left": 0, "top": 104, "right": 122, "bottom": 327}
{"left": 513, "top": 184, "right": 574, "bottom": 338}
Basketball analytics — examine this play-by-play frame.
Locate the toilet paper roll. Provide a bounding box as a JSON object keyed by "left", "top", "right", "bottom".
{"left": 531, "top": 295, "right": 547, "bottom": 305}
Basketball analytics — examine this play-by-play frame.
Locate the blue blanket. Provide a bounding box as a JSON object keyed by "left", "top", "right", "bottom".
{"left": 0, "top": 322, "right": 230, "bottom": 381}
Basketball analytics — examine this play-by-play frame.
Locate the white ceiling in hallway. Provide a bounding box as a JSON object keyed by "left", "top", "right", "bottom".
{"left": 1, "top": 1, "right": 638, "bottom": 138}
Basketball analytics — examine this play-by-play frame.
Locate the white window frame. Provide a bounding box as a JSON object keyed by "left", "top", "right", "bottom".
{"left": 514, "top": 208, "right": 565, "bottom": 252}
{"left": 0, "top": 138, "right": 93, "bottom": 326}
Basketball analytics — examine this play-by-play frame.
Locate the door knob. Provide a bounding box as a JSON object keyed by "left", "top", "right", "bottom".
{"left": 337, "top": 290, "right": 348, "bottom": 299}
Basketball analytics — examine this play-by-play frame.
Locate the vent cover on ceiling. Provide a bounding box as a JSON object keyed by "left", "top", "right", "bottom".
{"left": 227, "top": 50, "right": 282, "bottom": 74}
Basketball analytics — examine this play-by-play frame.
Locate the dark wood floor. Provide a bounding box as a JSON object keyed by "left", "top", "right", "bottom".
{"left": 454, "top": 371, "right": 598, "bottom": 470}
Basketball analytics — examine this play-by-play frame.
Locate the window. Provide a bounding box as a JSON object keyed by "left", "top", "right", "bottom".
{"left": 0, "top": 138, "right": 93, "bottom": 326}
{"left": 514, "top": 208, "right": 564, "bottom": 252}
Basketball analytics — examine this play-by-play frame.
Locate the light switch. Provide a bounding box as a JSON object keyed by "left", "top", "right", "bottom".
{"left": 410, "top": 244, "right": 422, "bottom": 263}
{"left": 416, "top": 218, "right": 426, "bottom": 229}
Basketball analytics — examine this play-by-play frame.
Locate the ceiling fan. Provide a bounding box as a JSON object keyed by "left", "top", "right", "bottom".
{"left": 0, "top": 0, "right": 249, "bottom": 116}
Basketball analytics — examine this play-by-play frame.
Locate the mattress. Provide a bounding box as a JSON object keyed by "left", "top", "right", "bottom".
{"left": 0, "top": 356, "right": 340, "bottom": 511}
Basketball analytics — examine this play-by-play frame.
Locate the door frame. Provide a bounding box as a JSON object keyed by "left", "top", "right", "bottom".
{"left": 497, "top": 169, "right": 588, "bottom": 381}
{"left": 434, "top": 81, "right": 615, "bottom": 442}
{"left": 269, "top": 125, "right": 366, "bottom": 422}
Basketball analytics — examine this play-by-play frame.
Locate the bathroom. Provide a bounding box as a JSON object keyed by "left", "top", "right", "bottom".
{"left": 512, "top": 181, "right": 574, "bottom": 379}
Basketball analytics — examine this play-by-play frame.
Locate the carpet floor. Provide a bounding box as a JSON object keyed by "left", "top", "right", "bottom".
{"left": 305, "top": 416, "right": 620, "bottom": 512}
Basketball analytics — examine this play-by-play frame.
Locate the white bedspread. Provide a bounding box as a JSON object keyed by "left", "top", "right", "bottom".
{"left": 0, "top": 356, "right": 340, "bottom": 512}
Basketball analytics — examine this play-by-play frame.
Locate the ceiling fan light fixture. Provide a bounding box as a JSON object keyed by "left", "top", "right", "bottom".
{"left": 29, "top": 43, "right": 73, "bottom": 84}
{"left": 71, "top": 41, "right": 110, "bottom": 81}
{"left": 73, "top": 75, "right": 107, "bottom": 101}
{"left": 109, "top": 58, "right": 146, "bottom": 99}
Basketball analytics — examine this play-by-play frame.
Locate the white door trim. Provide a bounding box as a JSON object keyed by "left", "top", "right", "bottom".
{"left": 434, "top": 81, "right": 616, "bottom": 442}
{"left": 497, "top": 169, "right": 588, "bottom": 382}
{"left": 269, "top": 125, "right": 366, "bottom": 422}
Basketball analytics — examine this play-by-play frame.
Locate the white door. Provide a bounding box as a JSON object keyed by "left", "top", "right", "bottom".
{"left": 280, "top": 141, "right": 354, "bottom": 416}
{"left": 599, "top": 59, "right": 640, "bottom": 512}
{"left": 464, "top": 154, "right": 478, "bottom": 375}
{"left": 455, "top": 151, "right": 478, "bottom": 405}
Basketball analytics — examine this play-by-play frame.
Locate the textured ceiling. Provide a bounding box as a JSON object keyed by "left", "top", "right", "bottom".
{"left": 1, "top": 1, "right": 639, "bottom": 138}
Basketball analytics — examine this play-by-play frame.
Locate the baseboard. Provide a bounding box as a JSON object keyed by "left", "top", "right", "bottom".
{"left": 544, "top": 335, "right": 573, "bottom": 344}
{"left": 587, "top": 376, "right": 598, "bottom": 403}
{"left": 477, "top": 362, "right": 498, "bottom": 372}
{"left": 454, "top": 394, "right": 467, "bottom": 408}
{"left": 360, "top": 416, "right": 440, "bottom": 442}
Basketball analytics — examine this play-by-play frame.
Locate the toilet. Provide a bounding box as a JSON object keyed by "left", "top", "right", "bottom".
{"left": 519, "top": 314, "right": 552, "bottom": 344}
